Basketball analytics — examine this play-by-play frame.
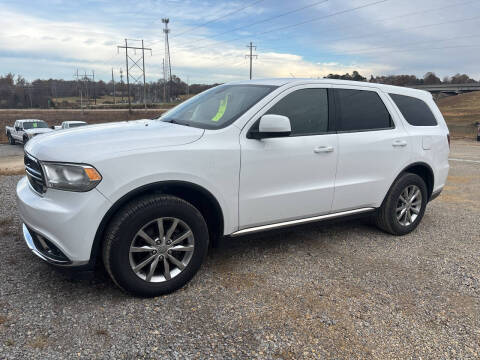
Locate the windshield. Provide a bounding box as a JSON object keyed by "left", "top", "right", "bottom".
{"left": 69, "top": 123, "right": 86, "bottom": 128}
{"left": 159, "top": 84, "right": 277, "bottom": 129}
{"left": 23, "top": 121, "right": 48, "bottom": 129}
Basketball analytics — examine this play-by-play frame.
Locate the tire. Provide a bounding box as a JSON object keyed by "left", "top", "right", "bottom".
{"left": 375, "top": 173, "right": 428, "bottom": 236}
{"left": 7, "top": 133, "right": 15, "bottom": 145}
{"left": 23, "top": 135, "right": 29, "bottom": 144}
{"left": 102, "top": 195, "right": 209, "bottom": 297}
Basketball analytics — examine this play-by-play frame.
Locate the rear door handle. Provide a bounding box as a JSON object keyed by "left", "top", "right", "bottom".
{"left": 314, "top": 146, "right": 334, "bottom": 154}
{"left": 392, "top": 140, "right": 407, "bottom": 147}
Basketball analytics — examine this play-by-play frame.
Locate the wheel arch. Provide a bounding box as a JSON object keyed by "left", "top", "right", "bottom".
{"left": 385, "top": 162, "right": 434, "bottom": 204}
{"left": 89, "top": 180, "right": 225, "bottom": 267}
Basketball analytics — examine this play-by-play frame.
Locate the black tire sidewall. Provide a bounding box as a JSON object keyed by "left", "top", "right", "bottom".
{"left": 8, "top": 134, "right": 15, "bottom": 145}
{"left": 107, "top": 196, "right": 209, "bottom": 297}
{"left": 385, "top": 173, "right": 428, "bottom": 235}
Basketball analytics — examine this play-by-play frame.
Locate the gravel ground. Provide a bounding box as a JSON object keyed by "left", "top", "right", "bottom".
{"left": 0, "top": 159, "right": 479, "bottom": 359}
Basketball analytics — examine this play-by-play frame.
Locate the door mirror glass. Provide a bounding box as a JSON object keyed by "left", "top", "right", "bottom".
{"left": 249, "top": 114, "right": 292, "bottom": 139}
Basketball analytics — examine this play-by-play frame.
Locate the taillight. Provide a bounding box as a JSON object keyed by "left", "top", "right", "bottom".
{"left": 447, "top": 134, "right": 450, "bottom": 148}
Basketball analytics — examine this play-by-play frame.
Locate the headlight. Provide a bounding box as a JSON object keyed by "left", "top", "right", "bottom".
{"left": 41, "top": 162, "right": 102, "bottom": 192}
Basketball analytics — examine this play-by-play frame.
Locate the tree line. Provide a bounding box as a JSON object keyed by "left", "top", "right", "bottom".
{"left": 0, "top": 73, "right": 218, "bottom": 109}
{"left": 0, "top": 71, "right": 477, "bottom": 109}
{"left": 326, "top": 71, "right": 478, "bottom": 86}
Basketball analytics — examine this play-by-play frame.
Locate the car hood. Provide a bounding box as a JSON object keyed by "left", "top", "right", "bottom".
{"left": 24, "top": 128, "right": 54, "bottom": 135}
{"left": 25, "top": 119, "right": 204, "bottom": 163}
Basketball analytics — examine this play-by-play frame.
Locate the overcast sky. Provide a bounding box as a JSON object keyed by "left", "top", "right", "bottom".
{"left": 1, "top": 0, "right": 479, "bottom": 84}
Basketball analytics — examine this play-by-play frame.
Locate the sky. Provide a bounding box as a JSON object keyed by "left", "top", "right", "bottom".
{"left": 1, "top": 0, "right": 480, "bottom": 84}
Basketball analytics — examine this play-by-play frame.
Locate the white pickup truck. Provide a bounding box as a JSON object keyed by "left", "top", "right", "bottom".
{"left": 6, "top": 119, "right": 53, "bottom": 145}
{"left": 54, "top": 121, "right": 88, "bottom": 130}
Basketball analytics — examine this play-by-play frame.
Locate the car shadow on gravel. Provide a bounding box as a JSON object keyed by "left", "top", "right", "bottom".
{"left": 2, "top": 214, "right": 383, "bottom": 301}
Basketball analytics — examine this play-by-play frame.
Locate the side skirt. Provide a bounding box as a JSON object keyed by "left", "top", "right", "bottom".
{"left": 230, "top": 207, "right": 375, "bottom": 237}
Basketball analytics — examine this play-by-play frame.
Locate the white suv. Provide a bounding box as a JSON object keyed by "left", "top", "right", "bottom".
{"left": 17, "top": 79, "right": 450, "bottom": 297}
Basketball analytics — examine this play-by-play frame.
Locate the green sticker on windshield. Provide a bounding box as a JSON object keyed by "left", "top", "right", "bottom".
{"left": 211, "top": 95, "right": 228, "bottom": 122}
{"left": 33, "top": 123, "right": 37, "bottom": 128}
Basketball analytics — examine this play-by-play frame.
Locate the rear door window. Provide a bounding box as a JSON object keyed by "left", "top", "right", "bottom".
{"left": 334, "top": 89, "right": 392, "bottom": 132}
{"left": 389, "top": 94, "right": 437, "bottom": 126}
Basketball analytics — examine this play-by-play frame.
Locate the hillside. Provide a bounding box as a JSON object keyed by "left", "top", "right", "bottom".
{"left": 437, "top": 91, "right": 480, "bottom": 139}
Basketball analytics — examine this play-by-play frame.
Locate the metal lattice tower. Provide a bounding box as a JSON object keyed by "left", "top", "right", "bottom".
{"left": 162, "top": 18, "right": 172, "bottom": 101}
{"left": 117, "top": 39, "right": 152, "bottom": 111}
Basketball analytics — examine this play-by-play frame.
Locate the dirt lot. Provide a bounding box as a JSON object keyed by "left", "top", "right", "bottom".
{"left": 0, "top": 141, "right": 479, "bottom": 359}
{"left": 437, "top": 91, "right": 480, "bottom": 139}
{"left": 0, "top": 109, "right": 166, "bottom": 143}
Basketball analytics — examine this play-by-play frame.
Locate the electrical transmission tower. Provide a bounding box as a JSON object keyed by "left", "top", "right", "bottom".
{"left": 245, "top": 42, "right": 258, "bottom": 80}
{"left": 74, "top": 69, "right": 94, "bottom": 112}
{"left": 162, "top": 18, "right": 172, "bottom": 102}
{"left": 117, "top": 39, "right": 152, "bottom": 111}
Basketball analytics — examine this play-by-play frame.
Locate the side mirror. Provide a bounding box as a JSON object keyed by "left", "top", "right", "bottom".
{"left": 249, "top": 114, "right": 292, "bottom": 139}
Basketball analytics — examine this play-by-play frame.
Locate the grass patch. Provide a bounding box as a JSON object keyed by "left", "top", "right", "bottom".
{"left": 0, "top": 168, "right": 25, "bottom": 176}
{"left": 95, "top": 328, "right": 109, "bottom": 337}
{"left": 0, "top": 216, "right": 16, "bottom": 237}
{"left": 437, "top": 92, "right": 480, "bottom": 139}
{"left": 29, "top": 335, "right": 49, "bottom": 349}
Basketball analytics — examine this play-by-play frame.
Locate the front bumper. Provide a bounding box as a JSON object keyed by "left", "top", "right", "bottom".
{"left": 23, "top": 224, "right": 76, "bottom": 266}
{"left": 16, "top": 176, "right": 111, "bottom": 265}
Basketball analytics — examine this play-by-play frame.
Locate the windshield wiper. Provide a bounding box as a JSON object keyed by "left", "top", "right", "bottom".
{"left": 162, "top": 119, "right": 190, "bottom": 126}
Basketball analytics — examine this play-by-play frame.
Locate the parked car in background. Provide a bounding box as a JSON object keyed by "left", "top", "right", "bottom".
{"left": 17, "top": 79, "right": 450, "bottom": 297}
{"left": 54, "top": 121, "right": 88, "bottom": 130}
{"left": 5, "top": 119, "right": 53, "bottom": 145}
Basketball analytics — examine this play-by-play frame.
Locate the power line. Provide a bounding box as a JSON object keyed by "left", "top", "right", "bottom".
{"left": 176, "top": 0, "right": 329, "bottom": 48}
{"left": 335, "top": 33, "right": 480, "bottom": 56}
{"left": 258, "top": 0, "right": 477, "bottom": 54}
{"left": 259, "top": 34, "right": 480, "bottom": 61}
{"left": 180, "top": 0, "right": 390, "bottom": 52}
{"left": 328, "top": 13, "right": 480, "bottom": 44}
{"left": 172, "top": 0, "right": 266, "bottom": 38}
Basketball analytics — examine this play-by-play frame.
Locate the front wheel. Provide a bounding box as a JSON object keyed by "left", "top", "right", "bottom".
{"left": 375, "top": 173, "right": 428, "bottom": 236}
{"left": 7, "top": 133, "right": 15, "bottom": 145}
{"left": 103, "top": 195, "right": 209, "bottom": 297}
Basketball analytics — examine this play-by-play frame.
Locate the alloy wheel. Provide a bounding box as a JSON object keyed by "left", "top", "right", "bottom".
{"left": 396, "top": 185, "right": 422, "bottom": 226}
{"left": 129, "top": 217, "right": 194, "bottom": 282}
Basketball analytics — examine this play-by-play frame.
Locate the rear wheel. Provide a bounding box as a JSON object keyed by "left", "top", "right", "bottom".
{"left": 7, "top": 133, "right": 15, "bottom": 145}
{"left": 23, "top": 135, "right": 29, "bottom": 144}
{"left": 375, "top": 173, "right": 428, "bottom": 235}
{"left": 103, "top": 195, "right": 209, "bottom": 297}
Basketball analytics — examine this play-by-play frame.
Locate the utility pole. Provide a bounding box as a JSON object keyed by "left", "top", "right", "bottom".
{"left": 142, "top": 39, "right": 147, "bottom": 109}
{"left": 112, "top": 68, "right": 116, "bottom": 105}
{"left": 92, "top": 70, "right": 96, "bottom": 105}
{"left": 119, "top": 68, "right": 124, "bottom": 102}
{"left": 245, "top": 42, "right": 258, "bottom": 80}
{"left": 117, "top": 39, "right": 152, "bottom": 112}
{"left": 162, "top": 18, "right": 172, "bottom": 101}
{"left": 162, "top": 58, "right": 166, "bottom": 103}
{"left": 74, "top": 69, "right": 84, "bottom": 113}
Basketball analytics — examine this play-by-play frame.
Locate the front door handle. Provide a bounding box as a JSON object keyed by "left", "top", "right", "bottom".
{"left": 314, "top": 146, "right": 334, "bottom": 154}
{"left": 392, "top": 140, "right": 407, "bottom": 147}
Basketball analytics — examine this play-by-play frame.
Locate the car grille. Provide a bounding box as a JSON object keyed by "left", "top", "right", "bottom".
{"left": 24, "top": 152, "right": 46, "bottom": 194}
